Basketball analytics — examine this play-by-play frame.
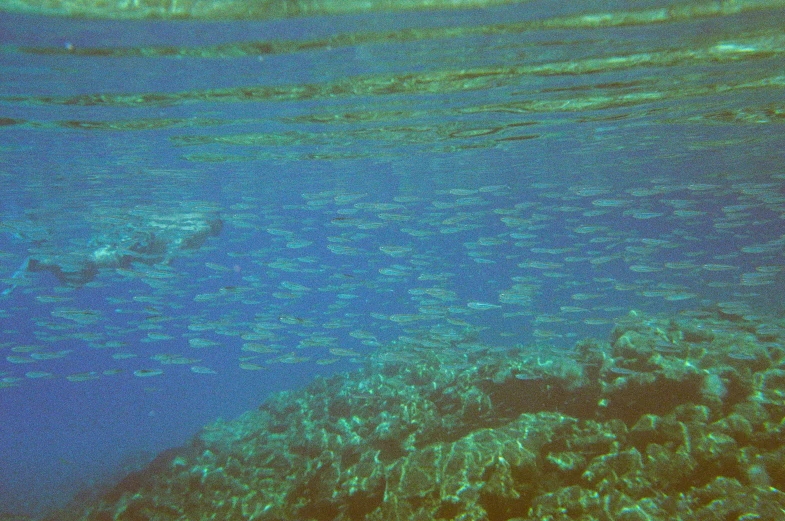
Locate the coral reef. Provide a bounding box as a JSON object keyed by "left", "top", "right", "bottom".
{"left": 69, "top": 309, "right": 785, "bottom": 521}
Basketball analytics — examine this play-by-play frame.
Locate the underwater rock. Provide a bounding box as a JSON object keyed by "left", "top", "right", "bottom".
{"left": 26, "top": 210, "right": 222, "bottom": 286}
{"left": 66, "top": 309, "right": 785, "bottom": 521}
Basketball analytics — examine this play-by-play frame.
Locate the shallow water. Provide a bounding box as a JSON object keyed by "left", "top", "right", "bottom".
{"left": 1, "top": 0, "right": 785, "bottom": 516}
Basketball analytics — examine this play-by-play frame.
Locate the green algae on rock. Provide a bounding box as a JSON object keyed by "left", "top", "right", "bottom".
{"left": 68, "top": 309, "right": 785, "bottom": 521}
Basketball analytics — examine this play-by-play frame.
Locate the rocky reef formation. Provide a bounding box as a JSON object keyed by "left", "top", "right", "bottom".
{"left": 69, "top": 309, "right": 785, "bottom": 521}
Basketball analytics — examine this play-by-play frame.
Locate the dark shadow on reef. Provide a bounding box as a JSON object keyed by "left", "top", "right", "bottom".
{"left": 53, "top": 309, "right": 785, "bottom": 521}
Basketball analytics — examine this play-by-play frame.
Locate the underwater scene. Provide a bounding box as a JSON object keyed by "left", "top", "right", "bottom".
{"left": 1, "top": 0, "right": 785, "bottom": 519}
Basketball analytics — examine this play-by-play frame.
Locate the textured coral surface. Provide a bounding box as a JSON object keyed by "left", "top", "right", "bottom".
{"left": 64, "top": 310, "right": 785, "bottom": 521}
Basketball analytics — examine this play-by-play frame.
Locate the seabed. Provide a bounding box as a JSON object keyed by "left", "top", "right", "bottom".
{"left": 46, "top": 308, "right": 785, "bottom": 521}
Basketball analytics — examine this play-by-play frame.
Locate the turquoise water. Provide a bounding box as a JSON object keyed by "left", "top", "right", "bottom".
{"left": 1, "top": 1, "right": 785, "bottom": 517}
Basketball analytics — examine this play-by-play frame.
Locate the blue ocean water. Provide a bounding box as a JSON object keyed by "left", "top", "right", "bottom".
{"left": 1, "top": 1, "right": 785, "bottom": 517}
